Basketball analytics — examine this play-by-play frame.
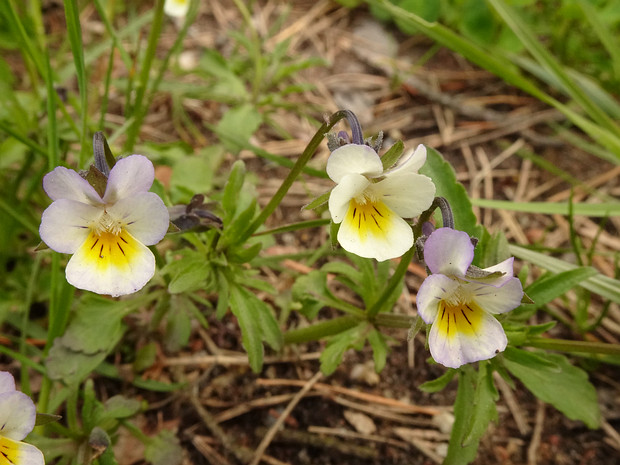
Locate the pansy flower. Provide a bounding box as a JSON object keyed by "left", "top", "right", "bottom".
{"left": 39, "top": 155, "right": 169, "bottom": 297}
{"left": 417, "top": 228, "right": 523, "bottom": 368}
{"left": 164, "top": 0, "right": 189, "bottom": 18}
{"left": 0, "top": 371, "right": 45, "bottom": 465}
{"left": 327, "top": 143, "right": 435, "bottom": 261}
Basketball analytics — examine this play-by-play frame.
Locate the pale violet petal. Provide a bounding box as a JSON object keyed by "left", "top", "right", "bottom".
{"left": 371, "top": 173, "right": 435, "bottom": 218}
{"left": 0, "top": 391, "right": 36, "bottom": 440}
{"left": 336, "top": 202, "right": 413, "bottom": 261}
{"left": 382, "top": 144, "right": 427, "bottom": 177}
{"left": 428, "top": 310, "right": 507, "bottom": 369}
{"left": 106, "top": 193, "right": 169, "bottom": 246}
{"left": 103, "top": 155, "right": 155, "bottom": 204}
{"left": 0, "top": 437, "right": 45, "bottom": 465}
{"left": 468, "top": 277, "right": 523, "bottom": 315}
{"left": 416, "top": 274, "right": 460, "bottom": 324}
{"left": 326, "top": 144, "right": 382, "bottom": 183}
{"left": 0, "top": 372, "right": 15, "bottom": 394}
{"left": 328, "top": 173, "right": 370, "bottom": 223}
{"left": 43, "top": 166, "right": 102, "bottom": 204}
{"left": 423, "top": 228, "right": 474, "bottom": 276}
{"left": 39, "top": 200, "right": 100, "bottom": 254}
{"left": 476, "top": 257, "right": 516, "bottom": 287}
{"left": 66, "top": 230, "right": 155, "bottom": 297}
{"left": 164, "top": 0, "right": 189, "bottom": 17}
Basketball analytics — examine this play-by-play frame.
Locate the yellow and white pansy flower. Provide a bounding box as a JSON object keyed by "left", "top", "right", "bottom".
{"left": 39, "top": 155, "right": 169, "bottom": 297}
{"left": 327, "top": 143, "right": 435, "bottom": 261}
{"left": 0, "top": 371, "right": 45, "bottom": 465}
{"left": 164, "top": 0, "right": 189, "bottom": 18}
{"left": 417, "top": 228, "right": 524, "bottom": 368}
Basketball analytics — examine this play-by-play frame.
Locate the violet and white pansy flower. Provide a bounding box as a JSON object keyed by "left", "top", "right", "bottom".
{"left": 40, "top": 155, "right": 169, "bottom": 297}
{"left": 164, "top": 0, "right": 189, "bottom": 18}
{"left": 417, "top": 228, "right": 523, "bottom": 369}
{"left": 327, "top": 143, "right": 435, "bottom": 261}
{"left": 0, "top": 371, "right": 45, "bottom": 465}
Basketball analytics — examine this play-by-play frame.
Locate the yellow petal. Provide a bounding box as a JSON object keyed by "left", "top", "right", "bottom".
{"left": 66, "top": 229, "right": 155, "bottom": 297}
{"left": 0, "top": 436, "right": 44, "bottom": 465}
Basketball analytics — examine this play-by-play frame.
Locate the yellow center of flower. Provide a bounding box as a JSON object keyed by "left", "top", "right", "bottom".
{"left": 345, "top": 197, "right": 392, "bottom": 240}
{"left": 82, "top": 211, "right": 140, "bottom": 269}
{"left": 0, "top": 436, "right": 27, "bottom": 465}
{"left": 435, "top": 294, "right": 484, "bottom": 340}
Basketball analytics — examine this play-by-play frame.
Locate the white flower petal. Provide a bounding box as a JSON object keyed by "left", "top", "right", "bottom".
{"left": 0, "top": 372, "right": 15, "bottom": 395}
{"left": 39, "top": 199, "right": 100, "bottom": 254}
{"left": 371, "top": 173, "right": 435, "bottom": 218}
{"left": 0, "top": 437, "right": 45, "bottom": 465}
{"left": 42, "top": 166, "right": 102, "bottom": 204}
{"left": 477, "top": 257, "right": 515, "bottom": 287}
{"left": 66, "top": 229, "right": 155, "bottom": 297}
{"left": 164, "top": 0, "right": 189, "bottom": 17}
{"left": 106, "top": 193, "right": 169, "bottom": 246}
{"left": 428, "top": 304, "right": 507, "bottom": 369}
{"left": 103, "top": 155, "right": 155, "bottom": 204}
{"left": 0, "top": 391, "right": 36, "bottom": 441}
{"left": 468, "top": 277, "right": 523, "bottom": 315}
{"left": 382, "top": 144, "right": 427, "bottom": 176}
{"left": 326, "top": 144, "right": 383, "bottom": 183}
{"left": 336, "top": 200, "right": 413, "bottom": 261}
{"left": 416, "top": 274, "right": 460, "bottom": 324}
{"left": 328, "top": 174, "right": 370, "bottom": 223}
{"left": 423, "top": 228, "right": 474, "bottom": 276}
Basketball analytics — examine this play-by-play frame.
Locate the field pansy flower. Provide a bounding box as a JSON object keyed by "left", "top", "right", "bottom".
{"left": 417, "top": 228, "right": 523, "bottom": 368}
{"left": 327, "top": 143, "right": 435, "bottom": 261}
{"left": 164, "top": 0, "right": 189, "bottom": 18}
{"left": 40, "top": 155, "right": 169, "bottom": 297}
{"left": 0, "top": 371, "right": 45, "bottom": 465}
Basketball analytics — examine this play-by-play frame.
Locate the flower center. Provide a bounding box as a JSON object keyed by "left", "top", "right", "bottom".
{"left": 345, "top": 197, "right": 392, "bottom": 240}
{"left": 93, "top": 211, "right": 123, "bottom": 236}
{"left": 436, "top": 295, "right": 484, "bottom": 340}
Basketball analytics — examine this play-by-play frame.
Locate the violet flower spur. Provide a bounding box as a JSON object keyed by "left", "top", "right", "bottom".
{"left": 0, "top": 372, "right": 44, "bottom": 465}
{"left": 326, "top": 143, "right": 436, "bottom": 261}
{"left": 416, "top": 228, "right": 523, "bottom": 369}
{"left": 39, "top": 155, "right": 169, "bottom": 297}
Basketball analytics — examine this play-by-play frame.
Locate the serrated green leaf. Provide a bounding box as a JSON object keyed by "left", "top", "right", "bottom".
{"left": 503, "top": 347, "right": 600, "bottom": 428}
{"left": 229, "top": 284, "right": 282, "bottom": 372}
{"left": 215, "top": 104, "right": 263, "bottom": 155}
{"left": 320, "top": 324, "right": 367, "bottom": 375}
{"left": 103, "top": 396, "right": 143, "bottom": 419}
{"left": 420, "top": 147, "right": 482, "bottom": 238}
{"left": 163, "top": 250, "right": 211, "bottom": 294}
{"left": 461, "top": 363, "right": 498, "bottom": 447}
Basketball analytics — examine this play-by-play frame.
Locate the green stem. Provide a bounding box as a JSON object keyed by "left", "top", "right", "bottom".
{"left": 240, "top": 110, "right": 352, "bottom": 243}
{"left": 526, "top": 337, "right": 620, "bottom": 356}
{"left": 123, "top": 0, "right": 165, "bottom": 152}
{"left": 252, "top": 219, "right": 330, "bottom": 237}
{"left": 366, "top": 246, "right": 416, "bottom": 319}
{"left": 283, "top": 316, "right": 360, "bottom": 344}
{"left": 373, "top": 313, "right": 414, "bottom": 329}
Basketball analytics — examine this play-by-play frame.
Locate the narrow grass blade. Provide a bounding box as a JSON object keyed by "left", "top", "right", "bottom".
{"left": 510, "top": 245, "right": 620, "bottom": 304}
{"left": 63, "top": 0, "right": 89, "bottom": 167}
{"left": 472, "top": 199, "right": 620, "bottom": 217}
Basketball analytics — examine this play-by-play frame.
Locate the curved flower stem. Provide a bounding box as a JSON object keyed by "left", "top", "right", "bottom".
{"left": 343, "top": 109, "right": 364, "bottom": 145}
{"left": 239, "top": 110, "right": 353, "bottom": 243}
{"left": 366, "top": 246, "right": 417, "bottom": 320}
{"left": 526, "top": 337, "right": 620, "bottom": 356}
